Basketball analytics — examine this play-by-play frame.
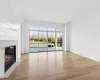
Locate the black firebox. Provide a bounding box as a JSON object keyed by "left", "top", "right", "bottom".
{"left": 5, "top": 45, "right": 16, "bottom": 72}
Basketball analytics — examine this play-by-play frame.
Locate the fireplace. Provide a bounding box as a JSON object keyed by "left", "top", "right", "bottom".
{"left": 5, "top": 45, "right": 16, "bottom": 72}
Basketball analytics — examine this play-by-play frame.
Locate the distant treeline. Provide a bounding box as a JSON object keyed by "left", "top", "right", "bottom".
{"left": 30, "top": 36, "right": 62, "bottom": 43}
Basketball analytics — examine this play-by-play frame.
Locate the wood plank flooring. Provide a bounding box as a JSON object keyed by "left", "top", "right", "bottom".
{"left": 1, "top": 51, "right": 100, "bottom": 80}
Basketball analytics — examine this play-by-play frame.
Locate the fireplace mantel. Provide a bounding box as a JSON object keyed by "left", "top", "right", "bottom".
{"left": 0, "top": 40, "right": 21, "bottom": 79}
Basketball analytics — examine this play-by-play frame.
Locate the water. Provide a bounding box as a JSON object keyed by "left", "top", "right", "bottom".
{"left": 30, "top": 44, "right": 47, "bottom": 47}
{"left": 30, "top": 47, "right": 55, "bottom": 52}
{"left": 29, "top": 44, "right": 62, "bottom": 52}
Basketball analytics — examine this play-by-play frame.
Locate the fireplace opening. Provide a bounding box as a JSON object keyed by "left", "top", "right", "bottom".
{"left": 5, "top": 45, "right": 16, "bottom": 72}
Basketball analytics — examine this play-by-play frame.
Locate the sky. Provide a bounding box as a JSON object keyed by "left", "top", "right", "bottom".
{"left": 30, "top": 26, "right": 55, "bottom": 31}
{"left": 30, "top": 27, "right": 62, "bottom": 37}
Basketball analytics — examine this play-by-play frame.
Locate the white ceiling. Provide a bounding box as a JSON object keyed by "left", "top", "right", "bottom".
{"left": 0, "top": 0, "right": 100, "bottom": 24}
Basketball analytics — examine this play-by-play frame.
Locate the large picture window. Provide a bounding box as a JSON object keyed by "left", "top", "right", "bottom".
{"left": 29, "top": 27, "right": 63, "bottom": 52}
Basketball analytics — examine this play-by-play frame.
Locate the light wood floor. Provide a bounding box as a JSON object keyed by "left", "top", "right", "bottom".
{"left": 1, "top": 51, "right": 100, "bottom": 80}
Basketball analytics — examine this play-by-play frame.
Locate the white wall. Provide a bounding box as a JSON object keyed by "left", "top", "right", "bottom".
{"left": 63, "top": 23, "right": 70, "bottom": 51}
{"left": 70, "top": 4, "right": 100, "bottom": 62}
{"left": 21, "top": 20, "right": 69, "bottom": 53}
{"left": 0, "top": 45, "right": 4, "bottom": 76}
{"left": 21, "top": 23, "right": 25, "bottom": 54}
{"left": 0, "top": 22, "right": 21, "bottom": 59}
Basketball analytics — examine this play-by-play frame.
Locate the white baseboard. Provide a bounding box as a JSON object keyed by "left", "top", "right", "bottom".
{"left": 0, "top": 60, "right": 21, "bottom": 79}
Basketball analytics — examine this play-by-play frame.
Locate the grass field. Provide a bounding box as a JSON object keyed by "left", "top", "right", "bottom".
{"left": 30, "top": 46, "right": 55, "bottom": 48}
{"left": 30, "top": 41, "right": 61, "bottom": 48}
{"left": 30, "top": 41, "right": 45, "bottom": 44}
{"left": 30, "top": 41, "right": 54, "bottom": 44}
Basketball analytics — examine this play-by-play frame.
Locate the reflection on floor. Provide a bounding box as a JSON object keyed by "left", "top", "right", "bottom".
{"left": 1, "top": 51, "right": 100, "bottom": 80}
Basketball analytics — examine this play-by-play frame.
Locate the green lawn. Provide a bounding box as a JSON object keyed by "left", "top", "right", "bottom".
{"left": 30, "top": 41, "right": 46, "bottom": 44}
{"left": 30, "top": 41, "right": 54, "bottom": 44}
{"left": 30, "top": 46, "right": 47, "bottom": 48}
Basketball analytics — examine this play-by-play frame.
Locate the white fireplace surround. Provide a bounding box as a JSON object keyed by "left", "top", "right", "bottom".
{"left": 0, "top": 40, "right": 21, "bottom": 78}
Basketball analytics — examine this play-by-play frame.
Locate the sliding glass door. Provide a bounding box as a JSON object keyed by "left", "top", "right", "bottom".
{"left": 56, "top": 32, "right": 63, "bottom": 50}
{"left": 29, "top": 27, "right": 63, "bottom": 53}
{"left": 48, "top": 32, "right": 56, "bottom": 51}
{"left": 30, "top": 31, "right": 39, "bottom": 52}
{"left": 38, "top": 32, "right": 48, "bottom": 52}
